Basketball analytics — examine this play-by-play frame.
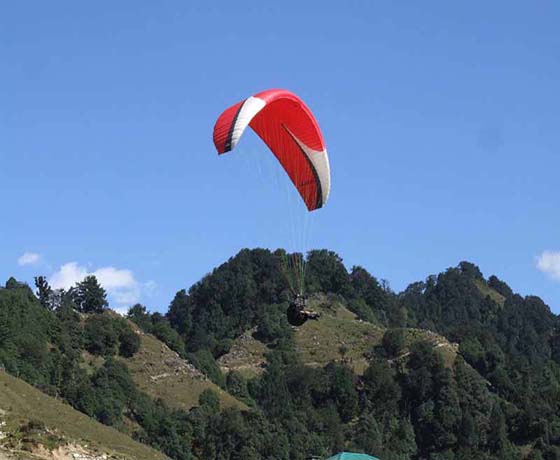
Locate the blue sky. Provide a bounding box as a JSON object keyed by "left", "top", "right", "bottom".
{"left": 2, "top": 2, "right": 560, "bottom": 314}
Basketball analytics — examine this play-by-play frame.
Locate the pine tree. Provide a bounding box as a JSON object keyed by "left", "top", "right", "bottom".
{"left": 34, "top": 276, "right": 53, "bottom": 310}
{"left": 352, "top": 412, "right": 383, "bottom": 454}
{"left": 73, "top": 276, "right": 108, "bottom": 313}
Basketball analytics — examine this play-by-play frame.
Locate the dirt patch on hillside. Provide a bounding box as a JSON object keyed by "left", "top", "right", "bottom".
{"left": 218, "top": 328, "right": 268, "bottom": 376}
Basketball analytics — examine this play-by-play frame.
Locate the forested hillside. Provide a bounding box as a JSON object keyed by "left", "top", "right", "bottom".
{"left": 1, "top": 249, "right": 559, "bottom": 460}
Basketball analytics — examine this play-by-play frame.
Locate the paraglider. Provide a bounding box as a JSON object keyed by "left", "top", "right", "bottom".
{"left": 286, "top": 294, "right": 321, "bottom": 326}
{"left": 213, "top": 89, "right": 330, "bottom": 325}
{"left": 213, "top": 88, "right": 330, "bottom": 211}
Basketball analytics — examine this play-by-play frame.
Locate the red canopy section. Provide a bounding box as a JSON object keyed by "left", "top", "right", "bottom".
{"left": 213, "top": 89, "right": 330, "bottom": 211}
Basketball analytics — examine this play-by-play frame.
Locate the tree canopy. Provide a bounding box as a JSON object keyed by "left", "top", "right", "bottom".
{"left": 1, "top": 249, "right": 559, "bottom": 460}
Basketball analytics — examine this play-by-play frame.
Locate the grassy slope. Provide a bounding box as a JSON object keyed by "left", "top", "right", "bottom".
{"left": 218, "top": 294, "right": 461, "bottom": 375}
{"left": 0, "top": 371, "right": 167, "bottom": 460}
{"left": 395, "top": 328, "right": 460, "bottom": 368}
{"left": 294, "top": 296, "right": 385, "bottom": 374}
{"left": 122, "top": 332, "right": 247, "bottom": 411}
{"left": 218, "top": 328, "right": 268, "bottom": 378}
{"left": 474, "top": 279, "right": 506, "bottom": 306}
{"left": 216, "top": 296, "right": 385, "bottom": 376}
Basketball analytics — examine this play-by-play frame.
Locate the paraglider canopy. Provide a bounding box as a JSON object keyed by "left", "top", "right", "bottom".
{"left": 213, "top": 89, "right": 330, "bottom": 211}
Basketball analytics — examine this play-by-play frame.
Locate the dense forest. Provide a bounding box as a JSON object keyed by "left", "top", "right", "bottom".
{"left": 1, "top": 248, "right": 559, "bottom": 460}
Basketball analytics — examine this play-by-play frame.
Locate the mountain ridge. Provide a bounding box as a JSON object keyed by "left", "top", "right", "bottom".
{"left": 1, "top": 249, "right": 559, "bottom": 460}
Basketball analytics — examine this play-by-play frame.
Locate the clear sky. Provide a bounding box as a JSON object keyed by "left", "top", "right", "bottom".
{"left": 2, "top": 2, "right": 560, "bottom": 314}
